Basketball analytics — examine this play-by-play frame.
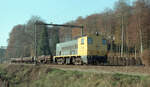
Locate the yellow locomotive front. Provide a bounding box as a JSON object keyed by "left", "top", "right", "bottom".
{"left": 54, "top": 34, "right": 108, "bottom": 65}
{"left": 78, "top": 34, "right": 107, "bottom": 64}
{"left": 78, "top": 34, "right": 107, "bottom": 56}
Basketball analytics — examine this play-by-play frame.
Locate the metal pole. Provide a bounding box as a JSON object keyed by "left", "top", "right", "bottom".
{"left": 34, "top": 22, "right": 37, "bottom": 64}
{"left": 81, "top": 27, "right": 84, "bottom": 36}
{"left": 36, "top": 23, "right": 84, "bottom": 36}
{"left": 121, "top": 16, "right": 124, "bottom": 57}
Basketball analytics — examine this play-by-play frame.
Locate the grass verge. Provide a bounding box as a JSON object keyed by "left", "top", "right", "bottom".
{"left": 0, "top": 64, "right": 149, "bottom": 87}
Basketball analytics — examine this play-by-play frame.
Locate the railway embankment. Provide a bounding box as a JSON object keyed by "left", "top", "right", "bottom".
{"left": 0, "top": 64, "right": 150, "bottom": 87}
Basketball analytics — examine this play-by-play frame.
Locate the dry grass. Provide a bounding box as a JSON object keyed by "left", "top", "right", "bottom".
{"left": 0, "top": 64, "right": 150, "bottom": 87}
{"left": 42, "top": 64, "right": 150, "bottom": 76}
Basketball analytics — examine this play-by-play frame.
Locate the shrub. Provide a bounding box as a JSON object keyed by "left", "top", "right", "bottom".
{"left": 142, "top": 49, "right": 150, "bottom": 66}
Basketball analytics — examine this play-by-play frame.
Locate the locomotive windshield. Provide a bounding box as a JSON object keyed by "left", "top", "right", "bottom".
{"left": 102, "top": 39, "right": 106, "bottom": 45}
{"left": 88, "top": 37, "right": 93, "bottom": 44}
{"left": 81, "top": 38, "right": 84, "bottom": 44}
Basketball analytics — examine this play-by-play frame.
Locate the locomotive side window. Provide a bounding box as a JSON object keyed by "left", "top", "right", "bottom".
{"left": 88, "top": 37, "right": 93, "bottom": 44}
{"left": 81, "top": 38, "right": 84, "bottom": 44}
{"left": 59, "top": 51, "right": 61, "bottom": 55}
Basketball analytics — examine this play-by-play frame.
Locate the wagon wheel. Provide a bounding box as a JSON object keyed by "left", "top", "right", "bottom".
{"left": 71, "top": 57, "right": 75, "bottom": 65}
{"left": 75, "top": 57, "right": 83, "bottom": 65}
{"left": 57, "top": 58, "right": 64, "bottom": 65}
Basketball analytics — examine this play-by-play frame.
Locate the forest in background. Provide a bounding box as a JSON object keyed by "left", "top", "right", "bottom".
{"left": 5, "top": 0, "right": 150, "bottom": 60}
{"left": 0, "top": 48, "right": 5, "bottom": 59}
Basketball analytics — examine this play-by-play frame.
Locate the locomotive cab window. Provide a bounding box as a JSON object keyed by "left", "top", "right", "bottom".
{"left": 81, "top": 38, "right": 84, "bottom": 44}
{"left": 88, "top": 37, "right": 93, "bottom": 44}
{"left": 102, "top": 39, "right": 106, "bottom": 45}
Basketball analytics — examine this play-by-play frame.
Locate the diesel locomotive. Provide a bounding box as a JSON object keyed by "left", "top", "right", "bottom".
{"left": 54, "top": 34, "right": 107, "bottom": 65}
